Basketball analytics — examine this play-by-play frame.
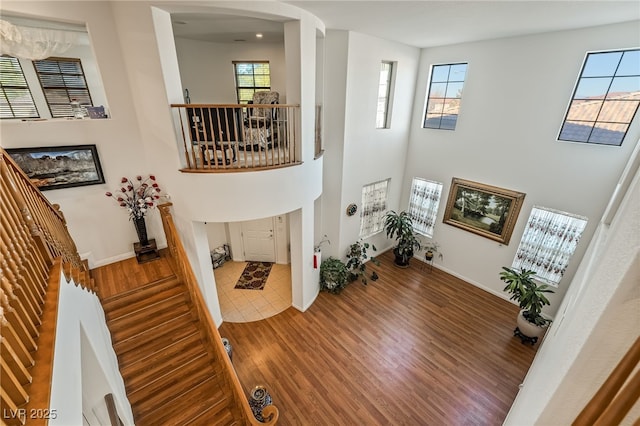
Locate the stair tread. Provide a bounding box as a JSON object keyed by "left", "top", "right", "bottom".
{"left": 101, "top": 275, "right": 181, "bottom": 309}
{"left": 113, "top": 312, "right": 197, "bottom": 357}
{"left": 117, "top": 327, "right": 201, "bottom": 368}
{"left": 121, "top": 331, "right": 203, "bottom": 378}
{"left": 132, "top": 368, "right": 220, "bottom": 420}
{"left": 108, "top": 296, "right": 191, "bottom": 341}
{"left": 123, "top": 340, "right": 208, "bottom": 393}
{"left": 171, "top": 394, "right": 235, "bottom": 426}
{"left": 105, "top": 283, "right": 186, "bottom": 320}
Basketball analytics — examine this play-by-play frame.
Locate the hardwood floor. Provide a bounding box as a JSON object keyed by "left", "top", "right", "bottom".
{"left": 92, "top": 249, "right": 537, "bottom": 425}
{"left": 220, "top": 250, "right": 537, "bottom": 425}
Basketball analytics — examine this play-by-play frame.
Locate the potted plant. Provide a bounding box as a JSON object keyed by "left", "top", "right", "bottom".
{"left": 383, "top": 210, "right": 421, "bottom": 267}
{"left": 500, "top": 266, "right": 555, "bottom": 343}
{"left": 319, "top": 257, "right": 348, "bottom": 294}
{"left": 423, "top": 241, "right": 443, "bottom": 262}
{"left": 345, "top": 240, "right": 380, "bottom": 284}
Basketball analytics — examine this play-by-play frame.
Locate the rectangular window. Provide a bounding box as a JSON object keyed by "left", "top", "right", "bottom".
{"left": 359, "top": 179, "right": 390, "bottom": 238}
{"left": 233, "top": 61, "right": 271, "bottom": 104}
{"left": 407, "top": 178, "right": 443, "bottom": 238}
{"left": 559, "top": 49, "right": 639, "bottom": 146}
{"left": 0, "top": 56, "right": 39, "bottom": 119}
{"left": 376, "top": 61, "right": 394, "bottom": 128}
{"left": 512, "top": 207, "right": 588, "bottom": 286}
{"left": 423, "top": 63, "right": 467, "bottom": 130}
{"left": 33, "top": 57, "right": 93, "bottom": 118}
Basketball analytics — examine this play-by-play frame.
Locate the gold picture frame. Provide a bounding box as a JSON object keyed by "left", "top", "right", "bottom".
{"left": 443, "top": 178, "right": 525, "bottom": 244}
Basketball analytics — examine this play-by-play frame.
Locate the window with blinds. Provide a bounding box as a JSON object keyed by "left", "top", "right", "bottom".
{"left": 233, "top": 61, "right": 271, "bottom": 104}
{"left": 0, "top": 56, "right": 39, "bottom": 119}
{"left": 33, "top": 57, "right": 93, "bottom": 118}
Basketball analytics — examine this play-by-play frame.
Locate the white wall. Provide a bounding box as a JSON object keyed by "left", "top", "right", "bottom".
{"left": 50, "top": 273, "right": 133, "bottom": 426}
{"left": 404, "top": 21, "right": 640, "bottom": 313}
{"left": 321, "top": 30, "right": 420, "bottom": 260}
{"left": 505, "top": 142, "right": 640, "bottom": 425}
{"left": 175, "top": 38, "right": 286, "bottom": 103}
{"left": 0, "top": 1, "right": 165, "bottom": 268}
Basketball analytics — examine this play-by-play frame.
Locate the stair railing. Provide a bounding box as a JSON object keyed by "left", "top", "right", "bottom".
{"left": 1, "top": 148, "right": 94, "bottom": 425}
{"left": 158, "top": 203, "right": 279, "bottom": 425}
{"left": 573, "top": 337, "right": 640, "bottom": 425}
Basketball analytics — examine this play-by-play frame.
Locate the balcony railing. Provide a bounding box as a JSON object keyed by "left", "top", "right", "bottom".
{"left": 171, "top": 103, "right": 301, "bottom": 172}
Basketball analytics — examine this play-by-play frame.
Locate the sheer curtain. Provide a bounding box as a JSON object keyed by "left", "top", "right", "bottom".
{"left": 0, "top": 19, "right": 77, "bottom": 60}
{"left": 407, "top": 178, "right": 443, "bottom": 237}
{"left": 513, "top": 206, "right": 588, "bottom": 285}
{"left": 359, "top": 179, "right": 389, "bottom": 238}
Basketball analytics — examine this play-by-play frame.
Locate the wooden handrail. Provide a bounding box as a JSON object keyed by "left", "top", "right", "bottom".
{"left": 2, "top": 147, "right": 94, "bottom": 424}
{"left": 104, "top": 393, "right": 124, "bottom": 426}
{"left": 573, "top": 337, "right": 640, "bottom": 425}
{"left": 158, "top": 203, "right": 279, "bottom": 425}
{"left": 171, "top": 103, "right": 301, "bottom": 172}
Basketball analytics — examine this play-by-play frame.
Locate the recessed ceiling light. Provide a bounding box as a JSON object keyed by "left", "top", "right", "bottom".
{"left": 256, "top": 33, "right": 263, "bottom": 38}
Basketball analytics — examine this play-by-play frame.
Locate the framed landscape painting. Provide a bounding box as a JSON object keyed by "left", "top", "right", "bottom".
{"left": 6, "top": 145, "right": 105, "bottom": 191}
{"left": 443, "top": 178, "right": 525, "bottom": 244}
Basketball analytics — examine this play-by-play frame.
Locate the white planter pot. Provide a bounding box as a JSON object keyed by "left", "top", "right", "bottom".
{"left": 516, "top": 310, "right": 547, "bottom": 339}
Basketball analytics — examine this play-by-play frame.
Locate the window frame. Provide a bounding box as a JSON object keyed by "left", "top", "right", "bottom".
{"left": 33, "top": 56, "right": 93, "bottom": 118}
{"left": 376, "top": 61, "right": 395, "bottom": 129}
{"left": 233, "top": 61, "right": 271, "bottom": 104}
{"left": 423, "top": 62, "right": 468, "bottom": 130}
{"left": 558, "top": 48, "right": 640, "bottom": 146}
{"left": 0, "top": 56, "right": 39, "bottom": 119}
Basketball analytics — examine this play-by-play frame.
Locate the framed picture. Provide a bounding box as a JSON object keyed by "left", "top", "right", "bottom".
{"left": 6, "top": 145, "right": 105, "bottom": 191}
{"left": 443, "top": 177, "right": 525, "bottom": 244}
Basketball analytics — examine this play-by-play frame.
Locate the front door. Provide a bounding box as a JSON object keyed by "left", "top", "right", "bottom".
{"left": 241, "top": 217, "right": 276, "bottom": 262}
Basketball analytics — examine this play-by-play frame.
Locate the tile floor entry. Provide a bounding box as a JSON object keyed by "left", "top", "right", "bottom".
{"left": 214, "top": 260, "right": 292, "bottom": 323}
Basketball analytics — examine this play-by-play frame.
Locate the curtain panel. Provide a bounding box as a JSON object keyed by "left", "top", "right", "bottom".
{"left": 513, "top": 206, "right": 588, "bottom": 285}
{"left": 359, "top": 179, "right": 389, "bottom": 238}
{"left": 408, "top": 178, "right": 443, "bottom": 237}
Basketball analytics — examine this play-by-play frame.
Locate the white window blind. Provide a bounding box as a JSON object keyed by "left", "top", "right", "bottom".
{"left": 407, "top": 178, "right": 443, "bottom": 237}
{"left": 359, "top": 179, "right": 389, "bottom": 238}
{"left": 0, "top": 56, "right": 39, "bottom": 119}
{"left": 512, "top": 206, "right": 588, "bottom": 285}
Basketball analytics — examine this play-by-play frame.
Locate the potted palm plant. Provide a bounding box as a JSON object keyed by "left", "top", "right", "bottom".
{"left": 500, "top": 266, "right": 555, "bottom": 344}
{"left": 383, "top": 210, "right": 421, "bottom": 267}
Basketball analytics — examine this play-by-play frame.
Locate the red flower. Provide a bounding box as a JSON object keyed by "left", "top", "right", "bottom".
{"left": 150, "top": 175, "right": 156, "bottom": 180}
{"left": 152, "top": 183, "right": 159, "bottom": 188}
{"left": 119, "top": 203, "right": 126, "bottom": 207}
{"left": 136, "top": 175, "right": 142, "bottom": 181}
{"left": 105, "top": 192, "right": 112, "bottom": 197}
{"left": 127, "top": 185, "right": 133, "bottom": 191}
{"left": 116, "top": 197, "right": 124, "bottom": 202}
{"left": 121, "top": 177, "right": 128, "bottom": 183}
{"left": 121, "top": 188, "right": 126, "bottom": 193}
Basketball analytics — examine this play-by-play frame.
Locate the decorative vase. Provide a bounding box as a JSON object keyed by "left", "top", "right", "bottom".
{"left": 133, "top": 216, "right": 149, "bottom": 246}
{"left": 248, "top": 385, "right": 272, "bottom": 422}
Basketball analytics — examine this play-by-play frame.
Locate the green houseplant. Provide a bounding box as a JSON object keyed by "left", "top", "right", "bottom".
{"left": 383, "top": 210, "right": 421, "bottom": 267}
{"left": 500, "top": 266, "right": 555, "bottom": 341}
{"left": 320, "top": 257, "right": 349, "bottom": 294}
{"left": 345, "top": 240, "right": 380, "bottom": 285}
{"left": 423, "top": 241, "right": 443, "bottom": 261}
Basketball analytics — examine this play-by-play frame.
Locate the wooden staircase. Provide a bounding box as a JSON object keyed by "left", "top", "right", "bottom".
{"left": 102, "top": 275, "right": 240, "bottom": 425}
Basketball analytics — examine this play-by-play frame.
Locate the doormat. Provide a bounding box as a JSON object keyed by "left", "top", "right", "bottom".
{"left": 234, "top": 262, "right": 273, "bottom": 290}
